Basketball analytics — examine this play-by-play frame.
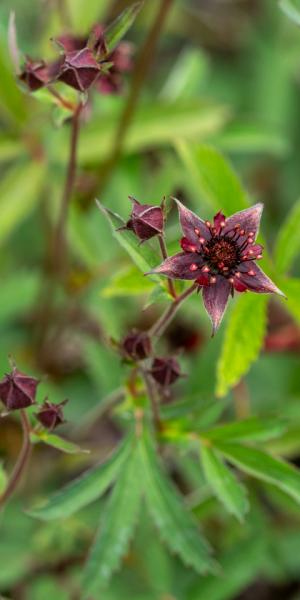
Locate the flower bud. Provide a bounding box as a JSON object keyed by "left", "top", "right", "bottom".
{"left": 0, "top": 368, "right": 39, "bottom": 411}
{"left": 125, "top": 197, "right": 164, "bottom": 241}
{"left": 19, "top": 59, "right": 52, "bottom": 91}
{"left": 35, "top": 399, "right": 67, "bottom": 430}
{"left": 122, "top": 330, "right": 152, "bottom": 361}
{"left": 149, "top": 357, "right": 181, "bottom": 386}
{"left": 56, "top": 46, "right": 101, "bottom": 92}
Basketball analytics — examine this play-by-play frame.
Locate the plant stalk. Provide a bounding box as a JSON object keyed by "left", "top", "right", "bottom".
{"left": 0, "top": 410, "right": 31, "bottom": 509}
{"left": 158, "top": 235, "right": 177, "bottom": 298}
{"left": 149, "top": 282, "right": 197, "bottom": 340}
{"left": 97, "top": 0, "right": 174, "bottom": 193}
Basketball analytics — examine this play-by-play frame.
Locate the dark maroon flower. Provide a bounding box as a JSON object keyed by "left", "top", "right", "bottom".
{"left": 122, "top": 330, "right": 152, "bottom": 361}
{"left": 35, "top": 399, "right": 67, "bottom": 430}
{"left": 150, "top": 200, "right": 284, "bottom": 334}
{"left": 19, "top": 58, "right": 52, "bottom": 91}
{"left": 0, "top": 368, "right": 39, "bottom": 411}
{"left": 56, "top": 46, "right": 101, "bottom": 92}
{"left": 122, "top": 197, "right": 164, "bottom": 241}
{"left": 149, "top": 357, "right": 182, "bottom": 386}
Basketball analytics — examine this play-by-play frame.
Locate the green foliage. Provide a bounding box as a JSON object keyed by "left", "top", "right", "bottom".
{"left": 214, "top": 441, "right": 300, "bottom": 504}
{"left": 274, "top": 199, "right": 300, "bottom": 274}
{"left": 81, "top": 447, "right": 142, "bottom": 597}
{"left": 279, "top": 277, "right": 300, "bottom": 323}
{"left": 216, "top": 294, "right": 268, "bottom": 397}
{"left": 0, "top": 462, "right": 7, "bottom": 495}
{"left": 175, "top": 141, "right": 248, "bottom": 213}
{"left": 279, "top": 0, "right": 300, "bottom": 25}
{"left": 139, "top": 429, "right": 215, "bottom": 575}
{"left": 204, "top": 417, "right": 286, "bottom": 443}
{"left": 200, "top": 444, "right": 249, "bottom": 521}
{"left": 104, "top": 2, "right": 143, "bottom": 53}
{"left": 28, "top": 435, "right": 132, "bottom": 520}
{"left": 30, "top": 431, "right": 89, "bottom": 455}
{"left": 101, "top": 265, "right": 155, "bottom": 298}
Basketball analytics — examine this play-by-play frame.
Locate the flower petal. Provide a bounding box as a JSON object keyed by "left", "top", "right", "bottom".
{"left": 148, "top": 252, "right": 204, "bottom": 280}
{"left": 238, "top": 263, "right": 285, "bottom": 296}
{"left": 223, "top": 203, "right": 263, "bottom": 239}
{"left": 174, "top": 198, "right": 211, "bottom": 246}
{"left": 202, "top": 276, "right": 231, "bottom": 335}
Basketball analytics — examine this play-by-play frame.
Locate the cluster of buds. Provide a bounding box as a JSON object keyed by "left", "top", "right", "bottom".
{"left": 121, "top": 330, "right": 183, "bottom": 391}
{"left": 17, "top": 23, "right": 133, "bottom": 95}
{"left": 0, "top": 366, "right": 67, "bottom": 431}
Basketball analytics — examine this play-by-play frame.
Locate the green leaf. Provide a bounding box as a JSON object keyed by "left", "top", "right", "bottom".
{"left": 212, "top": 122, "right": 290, "bottom": 157}
{"left": 175, "top": 141, "right": 248, "bottom": 213}
{"left": 96, "top": 200, "right": 160, "bottom": 275}
{"left": 57, "top": 101, "right": 228, "bottom": 165}
{"left": 104, "top": 3, "right": 143, "bottom": 53}
{"left": 216, "top": 294, "right": 268, "bottom": 397}
{"left": 0, "top": 462, "right": 7, "bottom": 495}
{"left": 189, "top": 536, "right": 265, "bottom": 600}
{"left": 279, "top": 0, "right": 300, "bottom": 25}
{"left": 82, "top": 448, "right": 141, "bottom": 596}
{"left": 143, "top": 283, "right": 173, "bottom": 309}
{"left": 200, "top": 444, "right": 248, "bottom": 521}
{"left": 101, "top": 265, "right": 155, "bottom": 298}
{"left": 274, "top": 199, "right": 300, "bottom": 274}
{"left": 204, "top": 417, "right": 286, "bottom": 443}
{"left": 0, "top": 162, "right": 45, "bottom": 244}
{"left": 279, "top": 277, "right": 300, "bottom": 324}
{"left": 139, "top": 429, "right": 215, "bottom": 574}
{"left": 30, "top": 431, "right": 89, "bottom": 455}
{"left": 215, "top": 441, "right": 300, "bottom": 505}
{"left": 28, "top": 435, "right": 132, "bottom": 520}
{"left": 0, "top": 271, "right": 39, "bottom": 324}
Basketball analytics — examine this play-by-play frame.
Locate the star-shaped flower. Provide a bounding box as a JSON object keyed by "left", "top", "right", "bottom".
{"left": 150, "top": 200, "right": 284, "bottom": 334}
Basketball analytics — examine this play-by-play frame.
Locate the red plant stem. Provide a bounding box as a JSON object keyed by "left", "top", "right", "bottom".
{"left": 139, "top": 366, "right": 162, "bottom": 432}
{"left": 97, "top": 0, "right": 174, "bottom": 193}
{"left": 53, "top": 101, "right": 82, "bottom": 276}
{"left": 0, "top": 410, "right": 31, "bottom": 509}
{"left": 149, "top": 282, "right": 197, "bottom": 340}
{"left": 158, "top": 235, "right": 177, "bottom": 298}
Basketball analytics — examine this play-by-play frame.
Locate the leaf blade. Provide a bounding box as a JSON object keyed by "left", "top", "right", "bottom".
{"left": 139, "top": 429, "right": 215, "bottom": 574}
{"left": 28, "top": 435, "right": 132, "bottom": 520}
{"left": 215, "top": 441, "right": 300, "bottom": 505}
{"left": 104, "top": 2, "right": 143, "bottom": 53}
{"left": 274, "top": 199, "right": 300, "bottom": 274}
{"left": 216, "top": 294, "right": 268, "bottom": 397}
{"left": 82, "top": 447, "right": 142, "bottom": 596}
{"left": 200, "top": 444, "right": 249, "bottom": 521}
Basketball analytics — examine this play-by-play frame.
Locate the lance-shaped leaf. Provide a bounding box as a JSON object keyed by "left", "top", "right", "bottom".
{"left": 28, "top": 435, "right": 132, "bottom": 520}
{"left": 216, "top": 294, "right": 268, "bottom": 397}
{"left": 82, "top": 448, "right": 142, "bottom": 597}
{"left": 30, "top": 431, "right": 89, "bottom": 455}
{"left": 214, "top": 441, "right": 300, "bottom": 505}
{"left": 274, "top": 199, "right": 300, "bottom": 274}
{"left": 277, "top": 277, "right": 300, "bottom": 324}
{"left": 103, "top": 2, "right": 143, "bottom": 53}
{"left": 204, "top": 417, "right": 286, "bottom": 444}
{"left": 200, "top": 444, "right": 249, "bottom": 521}
{"left": 138, "top": 430, "right": 215, "bottom": 574}
{"left": 96, "top": 200, "right": 160, "bottom": 276}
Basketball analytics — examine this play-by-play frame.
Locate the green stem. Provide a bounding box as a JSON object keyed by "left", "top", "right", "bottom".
{"left": 149, "top": 282, "right": 197, "bottom": 340}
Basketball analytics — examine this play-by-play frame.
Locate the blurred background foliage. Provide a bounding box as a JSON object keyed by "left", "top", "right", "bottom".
{"left": 1, "top": 0, "right": 300, "bottom": 598}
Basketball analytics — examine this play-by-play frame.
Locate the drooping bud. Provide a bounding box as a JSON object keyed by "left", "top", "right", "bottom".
{"left": 149, "top": 357, "right": 182, "bottom": 386}
{"left": 35, "top": 399, "right": 67, "bottom": 430}
{"left": 0, "top": 367, "right": 39, "bottom": 411}
{"left": 124, "top": 197, "right": 164, "bottom": 242}
{"left": 19, "top": 58, "right": 52, "bottom": 91}
{"left": 122, "top": 330, "right": 152, "bottom": 361}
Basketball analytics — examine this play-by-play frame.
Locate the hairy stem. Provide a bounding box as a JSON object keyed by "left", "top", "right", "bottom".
{"left": 53, "top": 101, "right": 82, "bottom": 277}
{"left": 0, "top": 411, "right": 31, "bottom": 509}
{"left": 149, "top": 282, "right": 197, "bottom": 340}
{"left": 158, "top": 235, "right": 177, "bottom": 298}
{"left": 97, "top": 0, "right": 174, "bottom": 193}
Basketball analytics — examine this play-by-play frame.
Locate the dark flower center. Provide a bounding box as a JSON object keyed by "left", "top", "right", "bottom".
{"left": 206, "top": 238, "right": 238, "bottom": 273}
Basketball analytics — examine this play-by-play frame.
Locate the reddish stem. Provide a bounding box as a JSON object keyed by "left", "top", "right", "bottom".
{"left": 149, "top": 282, "right": 197, "bottom": 340}
{"left": 158, "top": 235, "right": 177, "bottom": 299}
{"left": 0, "top": 411, "right": 31, "bottom": 509}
